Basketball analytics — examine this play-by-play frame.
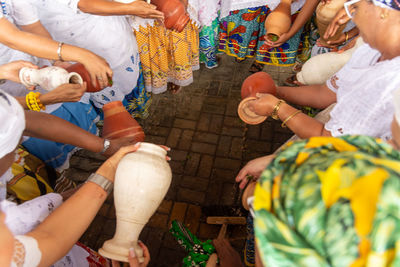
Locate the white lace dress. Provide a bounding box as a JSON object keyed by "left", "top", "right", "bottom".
{"left": 325, "top": 43, "right": 400, "bottom": 140}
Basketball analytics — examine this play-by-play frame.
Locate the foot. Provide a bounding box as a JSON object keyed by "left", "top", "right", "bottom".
{"left": 235, "top": 57, "right": 246, "bottom": 63}
{"left": 249, "top": 62, "right": 263, "bottom": 73}
{"left": 284, "top": 74, "right": 304, "bottom": 87}
{"left": 167, "top": 83, "right": 182, "bottom": 94}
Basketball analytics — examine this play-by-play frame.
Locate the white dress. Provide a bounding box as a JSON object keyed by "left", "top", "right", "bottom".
{"left": 325, "top": 43, "right": 400, "bottom": 140}
{"left": 25, "top": 0, "right": 141, "bottom": 109}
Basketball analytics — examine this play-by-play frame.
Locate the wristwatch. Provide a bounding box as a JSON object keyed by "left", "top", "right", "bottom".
{"left": 86, "top": 173, "right": 113, "bottom": 195}
{"left": 101, "top": 139, "right": 111, "bottom": 154}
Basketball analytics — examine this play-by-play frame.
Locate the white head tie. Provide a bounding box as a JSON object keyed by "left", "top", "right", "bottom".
{"left": 0, "top": 90, "right": 25, "bottom": 158}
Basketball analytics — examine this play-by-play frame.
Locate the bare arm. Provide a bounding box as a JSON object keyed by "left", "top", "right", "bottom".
{"left": 19, "top": 21, "right": 52, "bottom": 39}
{"left": 276, "top": 83, "right": 337, "bottom": 109}
{"left": 78, "top": 0, "right": 164, "bottom": 19}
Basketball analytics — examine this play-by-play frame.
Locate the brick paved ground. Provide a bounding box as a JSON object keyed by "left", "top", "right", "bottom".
{"left": 67, "top": 55, "right": 295, "bottom": 266}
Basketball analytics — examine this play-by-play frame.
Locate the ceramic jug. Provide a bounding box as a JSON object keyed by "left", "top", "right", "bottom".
{"left": 66, "top": 63, "right": 111, "bottom": 92}
{"left": 296, "top": 37, "right": 364, "bottom": 85}
{"left": 241, "top": 72, "right": 276, "bottom": 99}
{"left": 151, "top": 0, "right": 190, "bottom": 32}
{"left": 316, "top": 0, "right": 347, "bottom": 46}
{"left": 99, "top": 142, "right": 172, "bottom": 262}
{"left": 19, "top": 66, "right": 83, "bottom": 91}
{"left": 102, "top": 101, "right": 145, "bottom": 141}
{"left": 264, "top": 0, "right": 292, "bottom": 41}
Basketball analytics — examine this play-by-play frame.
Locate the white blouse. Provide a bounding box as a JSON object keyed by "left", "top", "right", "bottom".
{"left": 325, "top": 43, "right": 400, "bottom": 140}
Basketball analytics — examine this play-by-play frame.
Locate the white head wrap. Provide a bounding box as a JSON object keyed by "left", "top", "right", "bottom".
{"left": 0, "top": 89, "right": 25, "bottom": 158}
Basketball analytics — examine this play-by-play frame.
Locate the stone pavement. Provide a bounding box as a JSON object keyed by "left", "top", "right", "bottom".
{"left": 67, "top": 55, "right": 295, "bottom": 266}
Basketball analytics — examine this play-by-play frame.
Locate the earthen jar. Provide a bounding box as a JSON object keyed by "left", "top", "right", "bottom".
{"left": 151, "top": 0, "right": 190, "bottom": 32}
{"left": 264, "top": 0, "right": 292, "bottom": 41}
{"left": 297, "top": 37, "right": 364, "bottom": 85}
{"left": 99, "top": 143, "right": 172, "bottom": 262}
{"left": 316, "top": 0, "right": 347, "bottom": 46}
{"left": 241, "top": 72, "right": 276, "bottom": 99}
{"left": 19, "top": 66, "right": 82, "bottom": 91}
{"left": 66, "top": 63, "right": 111, "bottom": 92}
{"left": 102, "top": 101, "right": 145, "bottom": 141}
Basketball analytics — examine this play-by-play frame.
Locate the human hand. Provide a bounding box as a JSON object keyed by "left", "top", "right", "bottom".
{"left": 325, "top": 32, "right": 346, "bottom": 47}
{"left": 235, "top": 155, "right": 275, "bottom": 189}
{"left": 337, "top": 36, "right": 358, "bottom": 53}
{"left": 96, "top": 143, "right": 141, "bottom": 183}
{"left": 129, "top": 1, "right": 165, "bottom": 21}
{"left": 0, "top": 60, "right": 38, "bottom": 83}
{"left": 212, "top": 238, "right": 244, "bottom": 267}
{"left": 40, "top": 82, "right": 87, "bottom": 105}
{"left": 323, "top": 8, "right": 350, "bottom": 40}
{"left": 111, "top": 241, "right": 150, "bottom": 267}
{"left": 78, "top": 51, "right": 113, "bottom": 89}
{"left": 264, "top": 32, "right": 289, "bottom": 48}
{"left": 247, "top": 93, "right": 279, "bottom": 117}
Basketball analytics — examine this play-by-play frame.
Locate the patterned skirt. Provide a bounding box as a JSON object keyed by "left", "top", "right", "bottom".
{"left": 134, "top": 21, "right": 200, "bottom": 94}
{"left": 199, "top": 18, "right": 219, "bottom": 69}
{"left": 218, "top": 6, "right": 307, "bottom": 66}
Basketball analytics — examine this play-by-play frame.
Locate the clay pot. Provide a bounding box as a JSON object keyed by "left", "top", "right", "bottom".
{"left": 19, "top": 66, "right": 82, "bottom": 91}
{"left": 102, "top": 101, "right": 145, "bottom": 141}
{"left": 297, "top": 37, "right": 363, "bottom": 85}
{"left": 99, "top": 142, "right": 172, "bottom": 262}
{"left": 316, "top": 0, "right": 347, "bottom": 46}
{"left": 66, "top": 63, "right": 111, "bottom": 92}
{"left": 241, "top": 72, "right": 276, "bottom": 99}
{"left": 151, "top": 0, "right": 190, "bottom": 32}
{"left": 264, "top": 0, "right": 292, "bottom": 41}
{"left": 238, "top": 97, "right": 267, "bottom": 125}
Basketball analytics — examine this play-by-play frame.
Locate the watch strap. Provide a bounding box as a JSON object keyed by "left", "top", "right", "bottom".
{"left": 86, "top": 173, "right": 113, "bottom": 195}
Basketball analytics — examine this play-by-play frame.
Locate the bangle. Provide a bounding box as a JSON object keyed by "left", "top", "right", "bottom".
{"left": 25, "top": 92, "right": 45, "bottom": 111}
{"left": 57, "top": 42, "right": 64, "bottom": 62}
{"left": 281, "top": 110, "right": 302, "bottom": 128}
{"left": 344, "top": 32, "right": 349, "bottom": 43}
{"left": 271, "top": 99, "right": 285, "bottom": 120}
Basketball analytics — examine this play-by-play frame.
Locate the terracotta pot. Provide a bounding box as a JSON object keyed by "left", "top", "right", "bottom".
{"left": 316, "top": 0, "right": 347, "bottom": 46}
{"left": 66, "top": 63, "right": 112, "bottom": 92}
{"left": 238, "top": 97, "right": 267, "bottom": 125}
{"left": 151, "top": 0, "right": 190, "bottom": 32}
{"left": 102, "top": 101, "right": 145, "bottom": 141}
{"left": 297, "top": 37, "right": 363, "bottom": 85}
{"left": 264, "top": 0, "right": 292, "bottom": 41}
{"left": 99, "top": 143, "right": 172, "bottom": 262}
{"left": 241, "top": 72, "right": 276, "bottom": 99}
{"left": 19, "top": 66, "right": 82, "bottom": 91}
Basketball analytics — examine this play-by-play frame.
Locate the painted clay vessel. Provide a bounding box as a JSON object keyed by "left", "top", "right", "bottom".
{"left": 102, "top": 101, "right": 145, "bottom": 141}
{"left": 296, "top": 37, "right": 363, "bottom": 85}
{"left": 66, "top": 63, "right": 111, "bottom": 92}
{"left": 264, "top": 0, "right": 292, "bottom": 41}
{"left": 241, "top": 72, "right": 276, "bottom": 99}
{"left": 316, "top": 0, "right": 347, "bottom": 46}
{"left": 99, "top": 142, "right": 172, "bottom": 262}
{"left": 19, "top": 66, "right": 82, "bottom": 91}
{"left": 151, "top": 0, "right": 190, "bottom": 32}
{"left": 238, "top": 97, "right": 267, "bottom": 125}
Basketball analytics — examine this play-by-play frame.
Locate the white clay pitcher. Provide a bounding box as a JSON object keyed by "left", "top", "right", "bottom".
{"left": 19, "top": 66, "right": 83, "bottom": 91}
{"left": 99, "top": 142, "right": 172, "bottom": 263}
{"left": 296, "top": 37, "right": 364, "bottom": 85}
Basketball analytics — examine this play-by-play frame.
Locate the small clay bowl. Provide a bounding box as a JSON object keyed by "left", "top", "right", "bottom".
{"left": 237, "top": 97, "right": 267, "bottom": 125}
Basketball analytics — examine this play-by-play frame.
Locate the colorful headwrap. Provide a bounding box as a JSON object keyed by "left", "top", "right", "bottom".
{"left": 0, "top": 89, "right": 25, "bottom": 158}
{"left": 373, "top": 0, "right": 400, "bottom": 11}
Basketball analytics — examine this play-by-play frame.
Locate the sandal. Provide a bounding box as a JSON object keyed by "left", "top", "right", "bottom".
{"left": 249, "top": 62, "right": 264, "bottom": 73}
{"left": 167, "top": 83, "right": 182, "bottom": 94}
{"left": 292, "top": 62, "right": 303, "bottom": 73}
{"left": 284, "top": 74, "right": 304, "bottom": 87}
{"left": 235, "top": 57, "right": 246, "bottom": 63}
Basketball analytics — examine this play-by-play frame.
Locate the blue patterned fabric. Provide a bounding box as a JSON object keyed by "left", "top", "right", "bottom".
{"left": 199, "top": 18, "right": 219, "bottom": 69}
{"left": 374, "top": 0, "right": 400, "bottom": 10}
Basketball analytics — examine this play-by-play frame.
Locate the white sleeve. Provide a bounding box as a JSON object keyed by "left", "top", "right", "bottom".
{"left": 2, "top": 193, "right": 63, "bottom": 235}
{"left": 11, "top": 0, "right": 39, "bottom": 26}
{"left": 55, "top": 0, "right": 81, "bottom": 13}
{"left": 11, "top": 235, "right": 42, "bottom": 267}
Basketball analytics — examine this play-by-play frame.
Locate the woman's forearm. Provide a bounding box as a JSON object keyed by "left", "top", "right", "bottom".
{"left": 27, "top": 182, "right": 108, "bottom": 267}
{"left": 78, "top": 0, "right": 137, "bottom": 15}
{"left": 286, "top": 0, "right": 320, "bottom": 38}
{"left": 23, "top": 110, "right": 104, "bottom": 153}
{"left": 276, "top": 102, "right": 331, "bottom": 138}
{"left": 19, "top": 21, "right": 53, "bottom": 39}
{"left": 276, "top": 83, "right": 336, "bottom": 109}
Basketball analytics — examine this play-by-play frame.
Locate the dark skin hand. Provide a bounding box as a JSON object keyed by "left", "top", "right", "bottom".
{"left": 212, "top": 238, "right": 245, "bottom": 267}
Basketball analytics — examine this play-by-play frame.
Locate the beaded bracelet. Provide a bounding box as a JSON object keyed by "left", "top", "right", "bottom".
{"left": 26, "top": 92, "right": 45, "bottom": 111}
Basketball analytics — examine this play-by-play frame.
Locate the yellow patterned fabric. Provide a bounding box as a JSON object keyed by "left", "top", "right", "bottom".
{"left": 134, "top": 20, "right": 200, "bottom": 93}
